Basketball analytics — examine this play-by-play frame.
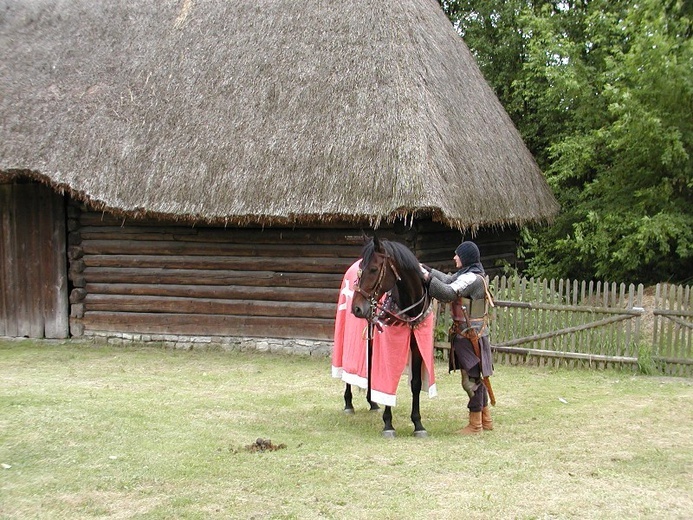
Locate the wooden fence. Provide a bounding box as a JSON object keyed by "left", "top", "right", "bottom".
{"left": 434, "top": 276, "right": 692, "bottom": 377}
{"left": 653, "top": 283, "right": 693, "bottom": 376}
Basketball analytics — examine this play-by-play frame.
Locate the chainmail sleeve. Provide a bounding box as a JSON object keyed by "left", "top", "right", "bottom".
{"left": 428, "top": 277, "right": 458, "bottom": 303}
{"left": 428, "top": 268, "right": 457, "bottom": 284}
{"left": 427, "top": 269, "right": 488, "bottom": 303}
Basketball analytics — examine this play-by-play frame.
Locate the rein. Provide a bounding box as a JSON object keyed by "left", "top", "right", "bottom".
{"left": 379, "top": 291, "right": 431, "bottom": 327}
{"left": 354, "top": 251, "right": 431, "bottom": 329}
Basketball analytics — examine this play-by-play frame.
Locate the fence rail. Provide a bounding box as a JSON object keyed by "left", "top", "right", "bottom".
{"left": 433, "top": 276, "right": 692, "bottom": 377}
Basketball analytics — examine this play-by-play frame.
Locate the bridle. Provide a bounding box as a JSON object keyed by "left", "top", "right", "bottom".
{"left": 354, "top": 251, "right": 431, "bottom": 329}
{"left": 354, "top": 251, "right": 398, "bottom": 302}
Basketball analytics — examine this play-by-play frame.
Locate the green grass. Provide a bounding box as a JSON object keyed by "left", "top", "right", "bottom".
{"left": 1, "top": 339, "right": 692, "bottom": 519}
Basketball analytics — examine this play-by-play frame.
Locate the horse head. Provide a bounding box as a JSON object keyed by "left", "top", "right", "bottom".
{"left": 351, "top": 237, "right": 427, "bottom": 323}
{"left": 351, "top": 236, "right": 399, "bottom": 320}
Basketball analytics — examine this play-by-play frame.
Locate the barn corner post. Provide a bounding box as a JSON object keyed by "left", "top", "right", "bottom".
{"left": 66, "top": 201, "right": 86, "bottom": 338}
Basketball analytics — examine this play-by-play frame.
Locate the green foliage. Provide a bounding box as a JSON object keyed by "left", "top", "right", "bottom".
{"left": 441, "top": 0, "right": 693, "bottom": 284}
{"left": 433, "top": 312, "right": 451, "bottom": 343}
{"left": 636, "top": 341, "right": 656, "bottom": 375}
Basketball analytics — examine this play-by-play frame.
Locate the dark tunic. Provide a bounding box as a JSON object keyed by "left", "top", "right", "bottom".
{"left": 428, "top": 269, "right": 494, "bottom": 378}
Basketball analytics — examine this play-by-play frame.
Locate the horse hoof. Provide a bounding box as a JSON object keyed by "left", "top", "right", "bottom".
{"left": 382, "top": 430, "right": 396, "bottom": 439}
{"left": 413, "top": 430, "right": 429, "bottom": 439}
{"left": 343, "top": 408, "right": 355, "bottom": 415}
{"left": 369, "top": 405, "right": 381, "bottom": 412}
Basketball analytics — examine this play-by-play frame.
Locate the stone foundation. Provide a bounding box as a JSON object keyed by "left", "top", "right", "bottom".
{"left": 83, "top": 331, "right": 332, "bottom": 357}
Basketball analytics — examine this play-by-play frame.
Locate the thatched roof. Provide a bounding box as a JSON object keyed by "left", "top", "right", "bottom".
{"left": 0, "top": 0, "right": 558, "bottom": 231}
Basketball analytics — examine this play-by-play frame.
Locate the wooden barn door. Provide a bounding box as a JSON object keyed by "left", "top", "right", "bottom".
{"left": 0, "top": 181, "right": 69, "bottom": 338}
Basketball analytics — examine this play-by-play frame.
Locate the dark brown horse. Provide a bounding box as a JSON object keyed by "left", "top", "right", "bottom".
{"left": 351, "top": 237, "right": 432, "bottom": 438}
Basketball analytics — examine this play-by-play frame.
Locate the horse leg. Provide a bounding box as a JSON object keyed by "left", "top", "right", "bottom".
{"left": 343, "top": 384, "right": 355, "bottom": 414}
{"left": 366, "top": 388, "right": 380, "bottom": 411}
{"left": 410, "top": 337, "right": 428, "bottom": 437}
{"left": 382, "top": 406, "right": 396, "bottom": 438}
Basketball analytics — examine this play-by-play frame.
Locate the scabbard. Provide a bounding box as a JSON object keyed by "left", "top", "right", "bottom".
{"left": 469, "top": 329, "right": 496, "bottom": 406}
{"left": 482, "top": 376, "right": 496, "bottom": 406}
{"left": 470, "top": 334, "right": 481, "bottom": 359}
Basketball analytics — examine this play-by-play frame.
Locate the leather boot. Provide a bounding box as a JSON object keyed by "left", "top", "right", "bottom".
{"left": 458, "top": 411, "right": 482, "bottom": 435}
{"left": 482, "top": 406, "right": 493, "bottom": 430}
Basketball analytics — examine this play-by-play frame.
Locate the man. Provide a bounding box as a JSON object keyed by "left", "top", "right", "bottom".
{"left": 422, "top": 241, "right": 495, "bottom": 434}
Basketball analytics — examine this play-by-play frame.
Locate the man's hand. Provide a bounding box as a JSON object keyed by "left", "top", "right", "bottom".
{"left": 419, "top": 263, "right": 431, "bottom": 281}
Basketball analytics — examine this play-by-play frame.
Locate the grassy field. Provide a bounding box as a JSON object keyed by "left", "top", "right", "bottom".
{"left": 1, "top": 339, "right": 691, "bottom": 519}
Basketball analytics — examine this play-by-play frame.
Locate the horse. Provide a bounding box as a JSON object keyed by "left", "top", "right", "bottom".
{"left": 351, "top": 236, "right": 434, "bottom": 438}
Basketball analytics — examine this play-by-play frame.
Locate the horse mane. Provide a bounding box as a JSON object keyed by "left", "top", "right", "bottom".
{"left": 361, "top": 238, "right": 422, "bottom": 277}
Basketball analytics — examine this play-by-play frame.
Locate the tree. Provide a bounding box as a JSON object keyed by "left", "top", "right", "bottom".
{"left": 441, "top": 0, "right": 693, "bottom": 284}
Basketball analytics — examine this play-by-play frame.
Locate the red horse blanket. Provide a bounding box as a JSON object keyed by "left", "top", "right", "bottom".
{"left": 331, "top": 261, "right": 437, "bottom": 407}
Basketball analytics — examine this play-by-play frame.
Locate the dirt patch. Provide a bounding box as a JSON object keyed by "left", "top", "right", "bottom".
{"left": 244, "top": 438, "right": 287, "bottom": 453}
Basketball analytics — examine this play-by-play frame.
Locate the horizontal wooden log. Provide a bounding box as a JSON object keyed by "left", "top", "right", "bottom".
{"left": 415, "top": 221, "right": 517, "bottom": 240}
{"left": 434, "top": 340, "right": 450, "bottom": 351}
{"left": 81, "top": 238, "right": 361, "bottom": 259}
{"left": 70, "top": 259, "right": 86, "bottom": 274}
{"left": 82, "top": 267, "right": 343, "bottom": 289}
{"left": 655, "top": 315, "right": 693, "bottom": 330}
{"left": 491, "top": 345, "right": 639, "bottom": 365}
{"left": 71, "top": 303, "right": 84, "bottom": 318}
{"left": 79, "top": 225, "right": 369, "bottom": 247}
{"left": 421, "top": 249, "right": 514, "bottom": 266}
{"left": 415, "top": 235, "right": 464, "bottom": 251}
{"left": 70, "top": 320, "right": 85, "bottom": 336}
{"left": 494, "top": 300, "right": 647, "bottom": 315}
{"left": 85, "top": 283, "right": 338, "bottom": 304}
{"left": 67, "top": 246, "right": 84, "bottom": 260}
{"left": 67, "top": 218, "right": 80, "bottom": 232}
{"left": 82, "top": 253, "right": 352, "bottom": 274}
{"left": 70, "top": 288, "right": 87, "bottom": 303}
{"left": 653, "top": 309, "right": 693, "bottom": 319}
{"left": 67, "top": 204, "right": 81, "bottom": 219}
{"left": 495, "top": 314, "right": 635, "bottom": 347}
{"left": 74, "top": 312, "right": 334, "bottom": 340}
{"left": 413, "top": 219, "right": 460, "bottom": 233}
{"left": 83, "top": 294, "right": 335, "bottom": 319}
{"left": 651, "top": 356, "right": 693, "bottom": 366}
{"left": 80, "top": 212, "right": 368, "bottom": 234}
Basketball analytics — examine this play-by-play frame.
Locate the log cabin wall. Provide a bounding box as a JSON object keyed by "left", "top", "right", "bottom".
{"left": 66, "top": 205, "right": 519, "bottom": 345}
{"left": 412, "top": 220, "right": 519, "bottom": 277}
{"left": 67, "top": 208, "right": 371, "bottom": 341}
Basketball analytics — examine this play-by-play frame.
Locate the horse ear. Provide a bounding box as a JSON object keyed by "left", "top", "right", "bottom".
{"left": 372, "top": 234, "right": 382, "bottom": 252}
